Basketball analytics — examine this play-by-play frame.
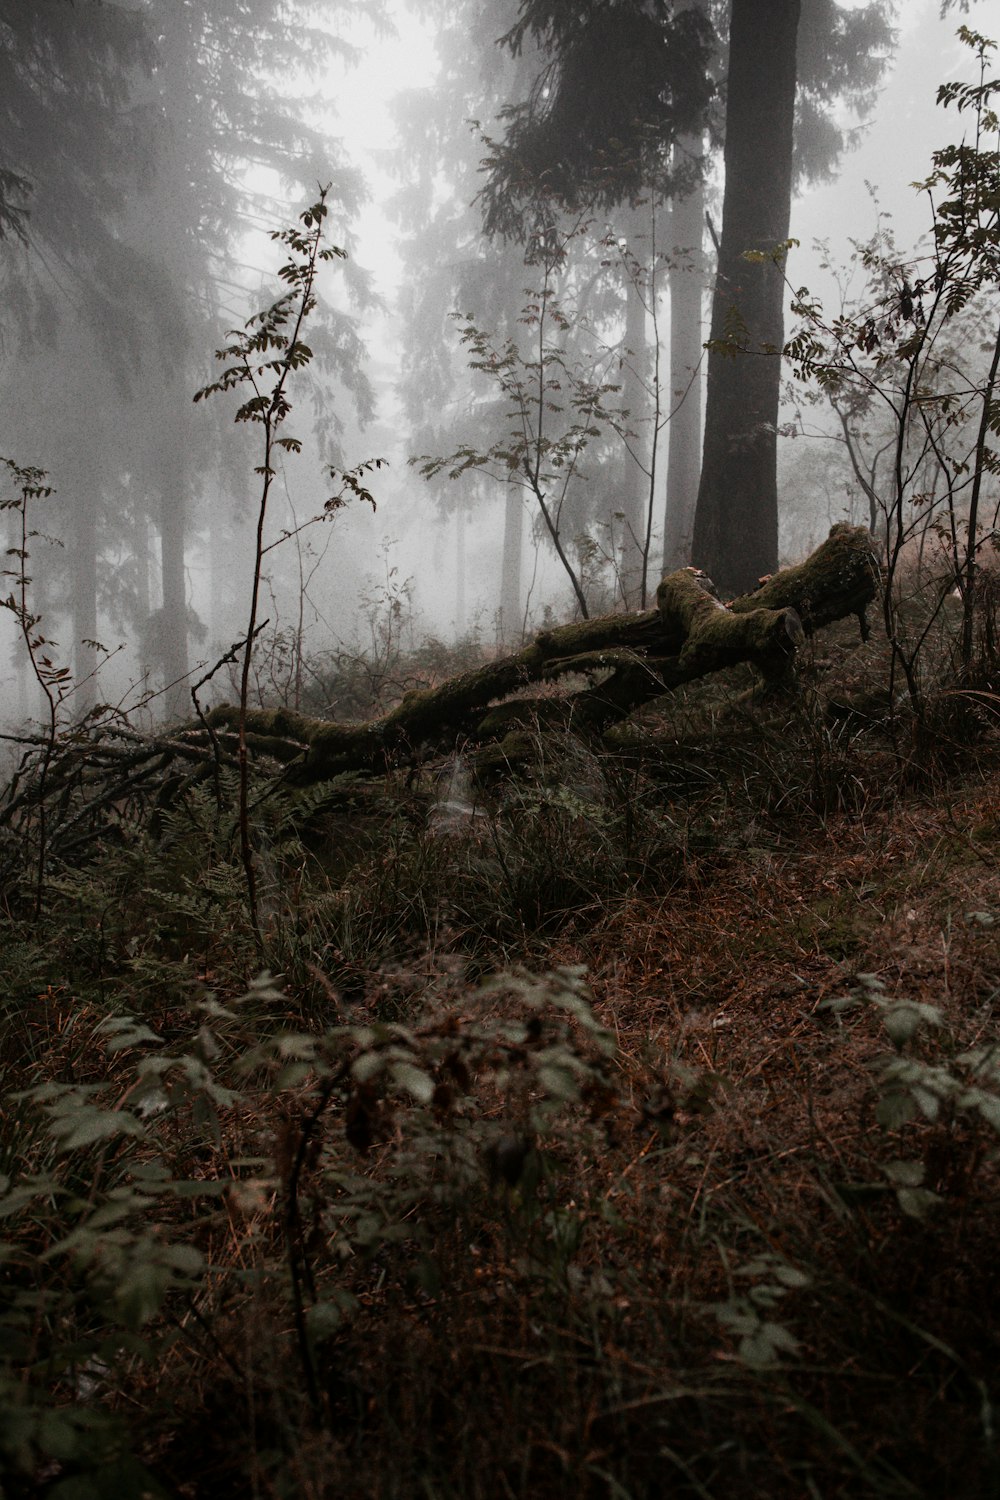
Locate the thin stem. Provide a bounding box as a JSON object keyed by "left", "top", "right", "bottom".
{"left": 961, "top": 317, "right": 1000, "bottom": 673}
{"left": 235, "top": 195, "right": 330, "bottom": 954}
{"left": 19, "top": 496, "right": 58, "bottom": 917}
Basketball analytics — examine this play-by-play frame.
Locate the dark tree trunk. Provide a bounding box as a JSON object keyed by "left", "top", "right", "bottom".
{"left": 662, "top": 140, "right": 705, "bottom": 572}
{"left": 691, "top": 0, "right": 800, "bottom": 596}
{"left": 620, "top": 228, "right": 648, "bottom": 606}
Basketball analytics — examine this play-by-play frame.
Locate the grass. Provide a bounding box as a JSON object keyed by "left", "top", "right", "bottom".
{"left": 4, "top": 611, "right": 1000, "bottom": 1498}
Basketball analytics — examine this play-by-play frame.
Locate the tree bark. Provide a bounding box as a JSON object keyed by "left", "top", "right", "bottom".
{"left": 620, "top": 206, "right": 649, "bottom": 606}
{"left": 72, "top": 461, "right": 99, "bottom": 714}
{"left": 662, "top": 140, "right": 705, "bottom": 572}
{"left": 691, "top": 0, "right": 800, "bottom": 597}
{"left": 159, "top": 460, "right": 189, "bottom": 722}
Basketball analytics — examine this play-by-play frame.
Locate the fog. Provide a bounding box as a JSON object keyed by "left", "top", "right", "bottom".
{"left": 0, "top": 0, "right": 987, "bottom": 729}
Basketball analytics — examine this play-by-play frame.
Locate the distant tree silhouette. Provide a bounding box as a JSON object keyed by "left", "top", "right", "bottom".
{"left": 480, "top": 0, "right": 895, "bottom": 596}
{"left": 0, "top": 0, "right": 372, "bottom": 717}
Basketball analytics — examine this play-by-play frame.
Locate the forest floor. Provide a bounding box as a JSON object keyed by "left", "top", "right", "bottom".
{"left": 4, "top": 614, "right": 1000, "bottom": 1499}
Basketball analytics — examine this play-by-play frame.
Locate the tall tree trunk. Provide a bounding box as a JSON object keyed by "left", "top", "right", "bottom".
{"left": 207, "top": 501, "right": 228, "bottom": 647}
{"left": 691, "top": 0, "right": 800, "bottom": 596}
{"left": 500, "top": 484, "right": 523, "bottom": 643}
{"left": 135, "top": 512, "right": 150, "bottom": 621}
{"left": 662, "top": 140, "right": 705, "bottom": 573}
{"left": 619, "top": 205, "right": 649, "bottom": 607}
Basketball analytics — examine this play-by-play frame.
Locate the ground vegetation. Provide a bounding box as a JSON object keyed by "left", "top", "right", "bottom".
{"left": 4, "top": 531, "right": 1000, "bottom": 1497}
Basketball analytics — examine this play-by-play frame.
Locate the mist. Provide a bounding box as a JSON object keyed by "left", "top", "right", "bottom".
{"left": 0, "top": 0, "right": 987, "bottom": 728}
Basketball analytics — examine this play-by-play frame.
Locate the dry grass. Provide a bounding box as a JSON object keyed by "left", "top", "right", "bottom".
{"left": 6, "top": 633, "right": 1000, "bottom": 1498}
{"left": 118, "top": 760, "right": 1000, "bottom": 1498}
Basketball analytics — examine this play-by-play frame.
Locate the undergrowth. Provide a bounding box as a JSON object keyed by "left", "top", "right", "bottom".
{"left": 4, "top": 603, "right": 1000, "bottom": 1499}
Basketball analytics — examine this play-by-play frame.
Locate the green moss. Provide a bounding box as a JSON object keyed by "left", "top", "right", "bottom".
{"left": 476, "top": 698, "right": 569, "bottom": 737}
{"left": 731, "top": 523, "right": 880, "bottom": 635}
{"left": 790, "top": 892, "right": 874, "bottom": 960}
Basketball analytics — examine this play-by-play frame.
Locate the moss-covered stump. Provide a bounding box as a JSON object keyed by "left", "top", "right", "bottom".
{"left": 656, "top": 567, "right": 806, "bottom": 687}
{"left": 731, "top": 522, "right": 881, "bottom": 638}
{"left": 201, "top": 525, "right": 881, "bottom": 781}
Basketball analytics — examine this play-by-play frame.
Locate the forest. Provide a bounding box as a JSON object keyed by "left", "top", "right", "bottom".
{"left": 3, "top": 0, "right": 1000, "bottom": 1496}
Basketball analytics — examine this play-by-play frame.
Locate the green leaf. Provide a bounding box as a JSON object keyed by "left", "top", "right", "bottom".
{"left": 52, "top": 1456, "right": 173, "bottom": 1500}
{"left": 306, "top": 1291, "right": 358, "bottom": 1341}
{"left": 274, "top": 1062, "right": 311, "bottom": 1090}
{"left": 883, "top": 1001, "right": 941, "bottom": 1048}
{"left": 389, "top": 1061, "right": 435, "bottom": 1105}
{"left": 882, "top": 1158, "right": 925, "bottom": 1187}
{"left": 50, "top": 1108, "right": 145, "bottom": 1152}
{"left": 537, "top": 1062, "right": 580, "bottom": 1101}
{"left": 352, "top": 1051, "right": 386, "bottom": 1084}
{"left": 876, "top": 1091, "right": 917, "bottom": 1129}
{"left": 896, "top": 1186, "right": 943, "bottom": 1219}
{"left": 115, "top": 1262, "right": 170, "bottom": 1329}
{"left": 771, "top": 1264, "right": 811, "bottom": 1289}
{"left": 912, "top": 1085, "right": 942, "bottom": 1121}
{"left": 739, "top": 1321, "right": 800, "bottom": 1367}
{"left": 971, "top": 1093, "right": 1000, "bottom": 1132}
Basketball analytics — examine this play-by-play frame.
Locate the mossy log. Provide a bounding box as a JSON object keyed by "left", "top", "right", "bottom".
{"left": 205, "top": 524, "right": 879, "bottom": 781}
{"left": 729, "top": 521, "right": 879, "bottom": 637}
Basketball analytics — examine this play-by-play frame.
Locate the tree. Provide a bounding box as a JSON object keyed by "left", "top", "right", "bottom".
{"left": 0, "top": 0, "right": 159, "bottom": 706}
{"left": 390, "top": 0, "right": 542, "bottom": 639}
{"left": 481, "top": 0, "right": 895, "bottom": 599}
{"left": 420, "top": 220, "right": 648, "bottom": 622}
{"left": 0, "top": 0, "right": 371, "bottom": 719}
{"left": 662, "top": 128, "right": 707, "bottom": 572}
{"left": 784, "top": 25, "right": 1000, "bottom": 710}
{"left": 480, "top": 0, "right": 716, "bottom": 605}
{"left": 478, "top": 0, "right": 716, "bottom": 234}
{"left": 692, "top": 0, "right": 896, "bottom": 594}
{"left": 691, "top": 0, "right": 801, "bottom": 596}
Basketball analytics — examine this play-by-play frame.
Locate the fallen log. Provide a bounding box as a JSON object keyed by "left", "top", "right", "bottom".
{"left": 204, "top": 523, "right": 880, "bottom": 781}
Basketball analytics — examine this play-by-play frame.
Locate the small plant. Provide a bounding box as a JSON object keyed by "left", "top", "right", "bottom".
{"left": 414, "top": 213, "right": 631, "bottom": 620}
{"left": 784, "top": 27, "right": 1000, "bottom": 717}
{"left": 1, "top": 459, "right": 63, "bottom": 915}
{"left": 194, "top": 190, "right": 378, "bottom": 947}
{"left": 713, "top": 1252, "right": 811, "bottom": 1369}
{"left": 0, "top": 956, "right": 616, "bottom": 1489}
{"left": 0, "top": 987, "right": 231, "bottom": 1494}
{"left": 252, "top": 962, "right": 616, "bottom": 1411}
{"left": 824, "top": 967, "right": 1000, "bottom": 1216}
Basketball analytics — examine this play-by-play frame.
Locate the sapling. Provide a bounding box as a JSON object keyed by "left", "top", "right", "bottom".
{"left": 195, "top": 190, "right": 377, "bottom": 947}
{"left": 1, "top": 459, "right": 63, "bottom": 915}
{"left": 414, "top": 212, "right": 631, "bottom": 621}
{"left": 783, "top": 27, "right": 1000, "bottom": 710}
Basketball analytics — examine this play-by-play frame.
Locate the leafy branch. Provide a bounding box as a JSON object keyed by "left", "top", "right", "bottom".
{"left": 0, "top": 459, "right": 62, "bottom": 915}
{"left": 194, "top": 189, "right": 372, "bottom": 951}
{"left": 413, "top": 241, "right": 628, "bottom": 620}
